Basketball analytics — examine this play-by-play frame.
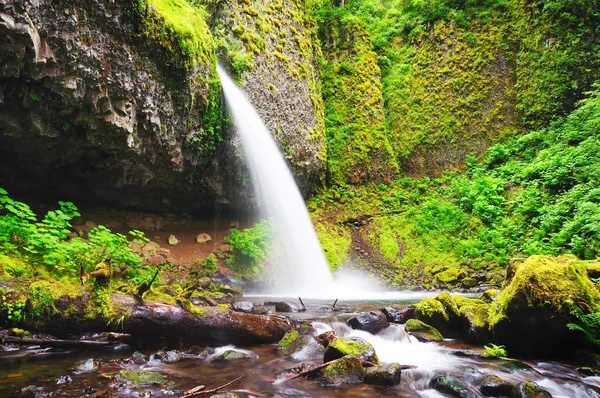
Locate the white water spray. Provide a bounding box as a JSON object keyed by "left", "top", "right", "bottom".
{"left": 217, "top": 66, "right": 334, "bottom": 296}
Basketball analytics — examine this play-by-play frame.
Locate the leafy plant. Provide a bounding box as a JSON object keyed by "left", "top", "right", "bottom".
{"left": 224, "top": 220, "right": 272, "bottom": 274}
{"left": 568, "top": 305, "right": 600, "bottom": 346}
{"left": 484, "top": 344, "right": 508, "bottom": 358}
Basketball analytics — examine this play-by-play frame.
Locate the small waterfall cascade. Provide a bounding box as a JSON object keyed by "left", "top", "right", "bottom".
{"left": 217, "top": 65, "right": 334, "bottom": 296}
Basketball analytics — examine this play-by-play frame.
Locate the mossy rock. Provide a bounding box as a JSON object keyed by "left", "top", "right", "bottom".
{"left": 324, "top": 337, "right": 379, "bottom": 364}
{"left": 278, "top": 329, "right": 300, "bottom": 348}
{"left": 9, "top": 328, "right": 31, "bottom": 338}
{"left": 405, "top": 319, "right": 443, "bottom": 342}
{"left": 478, "top": 374, "right": 513, "bottom": 396}
{"left": 488, "top": 255, "right": 600, "bottom": 357}
{"left": 364, "top": 363, "right": 402, "bottom": 386}
{"left": 118, "top": 369, "right": 170, "bottom": 386}
{"left": 320, "top": 355, "right": 365, "bottom": 386}
{"left": 512, "top": 381, "right": 552, "bottom": 398}
{"left": 429, "top": 375, "right": 471, "bottom": 397}
{"left": 458, "top": 303, "right": 491, "bottom": 343}
{"left": 414, "top": 293, "right": 461, "bottom": 337}
{"left": 434, "top": 266, "right": 468, "bottom": 287}
{"left": 215, "top": 350, "right": 251, "bottom": 361}
{"left": 479, "top": 289, "right": 499, "bottom": 303}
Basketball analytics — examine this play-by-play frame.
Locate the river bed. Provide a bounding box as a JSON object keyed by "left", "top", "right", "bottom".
{"left": 1, "top": 297, "right": 599, "bottom": 397}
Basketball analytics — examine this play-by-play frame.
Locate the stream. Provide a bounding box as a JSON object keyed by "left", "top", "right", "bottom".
{"left": 1, "top": 297, "right": 599, "bottom": 397}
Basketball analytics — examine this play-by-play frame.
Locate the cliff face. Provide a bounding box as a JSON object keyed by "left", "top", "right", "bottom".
{"left": 204, "top": 0, "right": 327, "bottom": 193}
{"left": 0, "top": 0, "right": 326, "bottom": 213}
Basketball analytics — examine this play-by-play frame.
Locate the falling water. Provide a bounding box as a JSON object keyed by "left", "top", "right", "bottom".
{"left": 217, "top": 65, "right": 334, "bottom": 296}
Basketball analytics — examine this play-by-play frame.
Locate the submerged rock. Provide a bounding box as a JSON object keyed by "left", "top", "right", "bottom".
{"left": 275, "top": 301, "right": 305, "bottom": 313}
{"left": 168, "top": 234, "right": 179, "bottom": 246}
{"left": 478, "top": 374, "right": 512, "bottom": 396}
{"left": 72, "top": 358, "right": 98, "bottom": 373}
{"left": 429, "top": 375, "right": 477, "bottom": 397}
{"left": 512, "top": 382, "right": 553, "bottom": 398}
{"left": 347, "top": 310, "right": 389, "bottom": 334}
{"left": 364, "top": 363, "right": 402, "bottom": 386}
{"left": 161, "top": 350, "right": 182, "bottom": 363}
{"left": 405, "top": 319, "right": 443, "bottom": 342}
{"left": 118, "top": 369, "right": 169, "bottom": 387}
{"left": 320, "top": 355, "right": 365, "bottom": 386}
{"left": 130, "top": 351, "right": 147, "bottom": 365}
{"left": 381, "top": 306, "right": 414, "bottom": 323}
{"left": 216, "top": 350, "right": 251, "bottom": 361}
{"left": 56, "top": 375, "right": 72, "bottom": 385}
{"left": 232, "top": 301, "right": 254, "bottom": 313}
{"left": 324, "top": 337, "right": 379, "bottom": 364}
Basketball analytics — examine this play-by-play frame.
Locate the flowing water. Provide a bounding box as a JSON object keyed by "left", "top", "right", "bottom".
{"left": 1, "top": 300, "right": 598, "bottom": 397}
{"left": 218, "top": 65, "right": 334, "bottom": 297}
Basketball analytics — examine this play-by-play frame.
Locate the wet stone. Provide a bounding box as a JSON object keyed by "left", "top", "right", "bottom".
{"left": 131, "top": 351, "right": 147, "bottom": 365}
{"left": 512, "top": 382, "right": 553, "bottom": 398}
{"left": 430, "top": 375, "right": 477, "bottom": 397}
{"left": 316, "top": 330, "right": 336, "bottom": 347}
{"left": 381, "top": 306, "right": 414, "bottom": 323}
{"left": 161, "top": 350, "right": 181, "bottom": 363}
{"left": 56, "top": 375, "right": 72, "bottom": 385}
{"left": 232, "top": 301, "right": 254, "bottom": 313}
{"left": 216, "top": 350, "right": 251, "bottom": 361}
{"left": 347, "top": 310, "right": 389, "bottom": 334}
{"left": 364, "top": 363, "right": 402, "bottom": 386}
{"left": 72, "top": 358, "right": 98, "bottom": 373}
{"left": 20, "top": 385, "right": 47, "bottom": 398}
{"left": 320, "top": 355, "right": 365, "bottom": 386}
{"left": 275, "top": 301, "right": 305, "bottom": 313}
{"left": 479, "top": 374, "right": 513, "bottom": 396}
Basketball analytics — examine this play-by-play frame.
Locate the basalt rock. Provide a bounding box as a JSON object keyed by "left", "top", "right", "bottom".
{"left": 232, "top": 301, "right": 254, "bottom": 314}
{"left": 275, "top": 301, "right": 305, "bottom": 313}
{"left": 478, "top": 374, "right": 513, "bottom": 396}
{"left": 381, "top": 306, "right": 414, "bottom": 323}
{"left": 347, "top": 310, "right": 389, "bottom": 334}
{"left": 405, "top": 319, "right": 443, "bottom": 342}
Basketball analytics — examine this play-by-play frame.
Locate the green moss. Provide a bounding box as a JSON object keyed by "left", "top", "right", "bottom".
{"left": 278, "top": 329, "right": 300, "bottom": 348}
{"left": 328, "top": 338, "right": 379, "bottom": 364}
{"left": 415, "top": 298, "right": 448, "bottom": 321}
{"left": 0, "top": 255, "right": 27, "bottom": 278}
{"left": 488, "top": 255, "right": 600, "bottom": 327}
{"left": 118, "top": 369, "right": 169, "bottom": 386}
{"left": 321, "top": 355, "right": 365, "bottom": 385}
{"left": 459, "top": 304, "right": 490, "bottom": 328}
{"left": 9, "top": 328, "right": 31, "bottom": 338}
{"left": 405, "top": 319, "right": 443, "bottom": 341}
{"left": 435, "top": 266, "right": 467, "bottom": 286}
{"left": 27, "top": 281, "right": 84, "bottom": 320}
{"left": 377, "top": 222, "right": 400, "bottom": 261}
{"left": 139, "top": 0, "right": 215, "bottom": 67}
{"left": 315, "top": 223, "right": 351, "bottom": 270}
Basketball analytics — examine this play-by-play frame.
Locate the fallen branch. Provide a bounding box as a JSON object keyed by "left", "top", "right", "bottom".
{"left": 1, "top": 336, "right": 119, "bottom": 350}
{"left": 298, "top": 297, "right": 306, "bottom": 311}
{"left": 180, "top": 385, "right": 205, "bottom": 398}
{"left": 332, "top": 299, "right": 338, "bottom": 310}
{"left": 181, "top": 376, "right": 244, "bottom": 397}
{"left": 401, "top": 327, "right": 413, "bottom": 343}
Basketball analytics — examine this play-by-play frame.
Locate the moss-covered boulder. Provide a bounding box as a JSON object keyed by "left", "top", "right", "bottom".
{"left": 324, "top": 337, "right": 379, "bottom": 364}
{"left": 278, "top": 330, "right": 301, "bottom": 348}
{"left": 216, "top": 349, "right": 251, "bottom": 361}
{"left": 488, "top": 255, "right": 600, "bottom": 357}
{"left": 118, "top": 370, "right": 170, "bottom": 387}
{"left": 320, "top": 355, "right": 365, "bottom": 386}
{"left": 414, "top": 292, "right": 462, "bottom": 337}
{"left": 429, "top": 375, "right": 473, "bottom": 397}
{"left": 478, "top": 374, "right": 513, "bottom": 396}
{"left": 405, "top": 319, "right": 443, "bottom": 342}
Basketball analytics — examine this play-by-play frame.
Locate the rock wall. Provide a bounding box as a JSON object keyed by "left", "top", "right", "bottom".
{"left": 0, "top": 0, "right": 326, "bottom": 213}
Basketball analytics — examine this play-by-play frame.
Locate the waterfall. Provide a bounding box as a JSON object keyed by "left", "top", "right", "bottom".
{"left": 217, "top": 65, "right": 334, "bottom": 296}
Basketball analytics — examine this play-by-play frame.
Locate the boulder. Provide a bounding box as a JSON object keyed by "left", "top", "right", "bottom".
{"left": 278, "top": 330, "right": 301, "bottom": 348}
{"left": 324, "top": 337, "right": 379, "bottom": 364}
{"left": 20, "top": 386, "right": 47, "bottom": 398}
{"left": 429, "top": 375, "right": 477, "bottom": 397}
{"left": 232, "top": 301, "right": 254, "bottom": 314}
{"left": 118, "top": 370, "right": 169, "bottom": 386}
{"left": 56, "top": 375, "right": 72, "bottom": 385}
{"left": 405, "top": 319, "right": 443, "bottom": 342}
{"left": 195, "top": 233, "right": 212, "bottom": 243}
{"left": 316, "top": 330, "right": 336, "bottom": 347}
{"left": 275, "top": 301, "right": 305, "bottom": 313}
{"left": 478, "top": 374, "right": 513, "bottom": 396}
{"left": 160, "top": 350, "right": 181, "bottom": 363}
{"left": 381, "top": 306, "right": 414, "bottom": 323}
{"left": 480, "top": 289, "right": 499, "bottom": 303}
{"left": 347, "top": 310, "right": 389, "bottom": 334}
{"left": 72, "top": 358, "right": 98, "bottom": 373}
{"left": 488, "top": 255, "right": 600, "bottom": 357}
{"left": 320, "top": 355, "right": 365, "bottom": 386}
{"left": 512, "top": 382, "right": 552, "bottom": 398}
{"left": 130, "top": 351, "right": 147, "bottom": 365}
{"left": 587, "top": 263, "right": 600, "bottom": 279}
{"left": 364, "top": 363, "right": 402, "bottom": 386}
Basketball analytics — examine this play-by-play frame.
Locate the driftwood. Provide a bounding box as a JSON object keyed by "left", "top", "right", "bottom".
{"left": 401, "top": 327, "right": 413, "bottom": 343}
{"left": 1, "top": 336, "right": 119, "bottom": 350}
{"left": 332, "top": 299, "right": 338, "bottom": 309}
{"left": 298, "top": 297, "right": 306, "bottom": 311}
{"left": 181, "top": 376, "right": 244, "bottom": 398}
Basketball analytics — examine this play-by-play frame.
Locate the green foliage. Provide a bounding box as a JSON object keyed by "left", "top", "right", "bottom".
{"left": 568, "top": 305, "right": 600, "bottom": 346}
{"left": 190, "top": 254, "right": 218, "bottom": 278}
{"left": 0, "top": 288, "right": 25, "bottom": 324}
{"left": 224, "top": 220, "right": 273, "bottom": 274}
{"left": 0, "top": 189, "right": 152, "bottom": 285}
{"left": 311, "top": 85, "right": 600, "bottom": 286}
{"left": 484, "top": 343, "right": 507, "bottom": 358}
{"left": 315, "top": 223, "right": 351, "bottom": 270}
